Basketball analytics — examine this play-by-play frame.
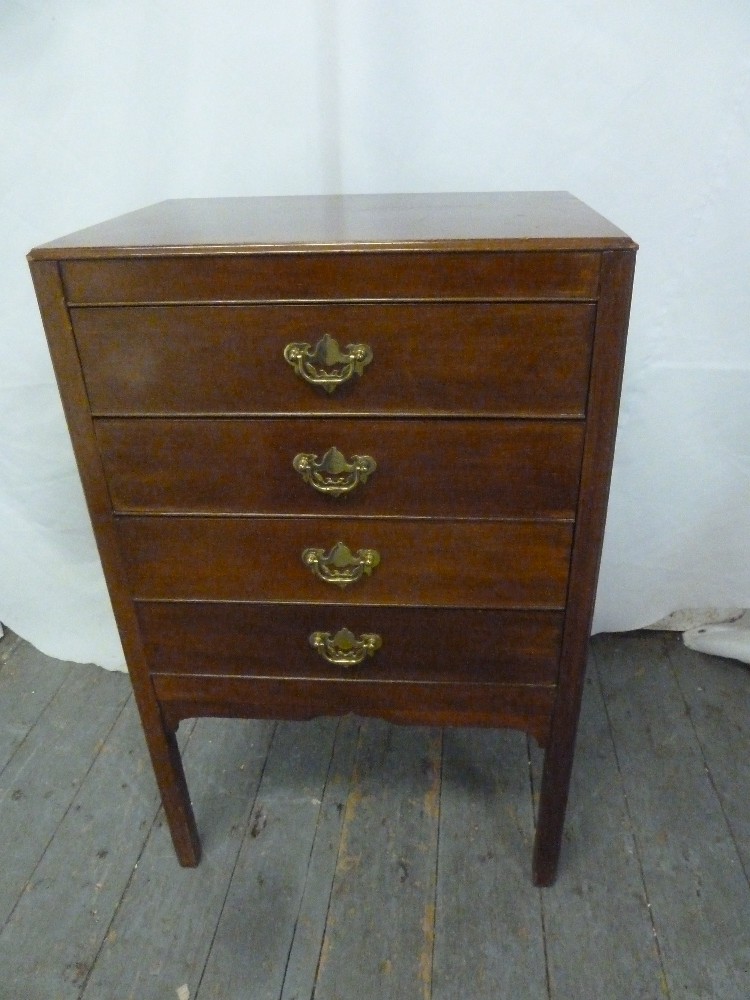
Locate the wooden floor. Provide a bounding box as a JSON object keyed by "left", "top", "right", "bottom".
{"left": 0, "top": 628, "right": 748, "bottom": 1000}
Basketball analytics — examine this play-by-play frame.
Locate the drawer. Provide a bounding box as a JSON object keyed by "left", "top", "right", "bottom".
{"left": 61, "top": 250, "right": 600, "bottom": 304}
{"left": 96, "top": 418, "right": 584, "bottom": 520}
{"left": 136, "top": 601, "right": 563, "bottom": 685}
{"left": 117, "top": 517, "right": 573, "bottom": 608}
{"left": 72, "top": 303, "right": 595, "bottom": 417}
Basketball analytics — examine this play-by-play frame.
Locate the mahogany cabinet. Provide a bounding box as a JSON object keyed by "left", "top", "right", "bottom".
{"left": 29, "top": 192, "right": 636, "bottom": 885}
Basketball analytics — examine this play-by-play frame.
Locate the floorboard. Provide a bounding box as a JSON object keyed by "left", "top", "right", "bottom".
{"left": 312, "top": 720, "right": 442, "bottom": 1000}
{"left": 531, "top": 654, "right": 667, "bottom": 1000}
{"left": 0, "top": 656, "right": 130, "bottom": 930}
{"left": 279, "top": 716, "right": 359, "bottom": 1000}
{"left": 0, "top": 697, "right": 156, "bottom": 1000}
{"left": 433, "top": 727, "right": 547, "bottom": 999}
{"left": 197, "top": 718, "right": 341, "bottom": 1000}
{"left": 596, "top": 632, "right": 750, "bottom": 1000}
{"left": 0, "top": 637, "right": 74, "bottom": 773}
{"left": 79, "top": 716, "right": 272, "bottom": 1000}
{"left": 0, "top": 629, "right": 748, "bottom": 999}
{"left": 667, "top": 641, "right": 750, "bottom": 882}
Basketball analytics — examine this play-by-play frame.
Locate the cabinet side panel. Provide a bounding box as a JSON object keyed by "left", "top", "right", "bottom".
{"left": 560, "top": 248, "right": 636, "bottom": 685}
{"left": 533, "top": 248, "right": 636, "bottom": 884}
{"left": 28, "top": 259, "right": 201, "bottom": 863}
{"left": 29, "top": 262, "right": 144, "bottom": 655}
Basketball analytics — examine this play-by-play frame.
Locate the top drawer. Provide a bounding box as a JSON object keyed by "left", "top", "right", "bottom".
{"left": 72, "top": 301, "right": 595, "bottom": 418}
{"left": 60, "top": 251, "right": 601, "bottom": 304}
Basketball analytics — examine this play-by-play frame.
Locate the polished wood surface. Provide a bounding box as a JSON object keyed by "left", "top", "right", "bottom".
{"left": 98, "top": 419, "right": 584, "bottom": 519}
{"left": 73, "top": 302, "right": 595, "bottom": 417}
{"left": 532, "top": 249, "right": 637, "bottom": 885}
{"left": 29, "top": 192, "right": 636, "bottom": 885}
{"left": 152, "top": 674, "right": 557, "bottom": 746}
{"left": 117, "top": 517, "right": 573, "bottom": 607}
{"left": 61, "top": 250, "right": 601, "bottom": 304}
{"left": 32, "top": 191, "right": 635, "bottom": 254}
{"left": 136, "top": 602, "right": 563, "bottom": 685}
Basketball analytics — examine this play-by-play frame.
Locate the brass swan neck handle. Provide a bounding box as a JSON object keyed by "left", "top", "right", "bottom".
{"left": 302, "top": 542, "right": 380, "bottom": 587}
{"left": 309, "top": 628, "right": 382, "bottom": 667}
{"left": 293, "top": 447, "right": 376, "bottom": 497}
{"left": 284, "top": 334, "right": 373, "bottom": 393}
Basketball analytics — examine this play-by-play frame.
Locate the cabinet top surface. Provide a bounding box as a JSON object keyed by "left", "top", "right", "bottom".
{"left": 29, "top": 192, "right": 636, "bottom": 258}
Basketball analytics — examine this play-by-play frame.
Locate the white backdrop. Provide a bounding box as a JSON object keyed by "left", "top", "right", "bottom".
{"left": 2, "top": 1, "right": 749, "bottom": 669}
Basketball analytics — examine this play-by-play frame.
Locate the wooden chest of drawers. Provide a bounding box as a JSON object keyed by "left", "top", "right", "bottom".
{"left": 29, "top": 192, "right": 636, "bottom": 885}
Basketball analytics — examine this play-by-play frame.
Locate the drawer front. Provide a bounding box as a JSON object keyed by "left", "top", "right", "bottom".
{"left": 96, "top": 418, "right": 584, "bottom": 520}
{"left": 72, "top": 303, "right": 595, "bottom": 418}
{"left": 152, "top": 672, "right": 556, "bottom": 741}
{"left": 117, "top": 517, "right": 573, "bottom": 608}
{"left": 61, "top": 251, "right": 600, "bottom": 304}
{"left": 137, "top": 601, "right": 563, "bottom": 685}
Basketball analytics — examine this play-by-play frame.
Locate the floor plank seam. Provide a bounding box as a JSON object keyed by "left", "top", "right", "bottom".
{"left": 426, "top": 727, "right": 444, "bottom": 1000}
{"left": 0, "top": 631, "right": 24, "bottom": 667}
{"left": 592, "top": 643, "right": 673, "bottom": 1000}
{"left": 664, "top": 641, "right": 750, "bottom": 893}
{"left": 0, "top": 659, "right": 75, "bottom": 783}
{"left": 0, "top": 689, "right": 134, "bottom": 941}
{"left": 193, "top": 720, "right": 279, "bottom": 1000}
{"left": 5, "top": 635, "right": 748, "bottom": 999}
{"left": 278, "top": 717, "right": 344, "bottom": 1000}
{"left": 76, "top": 715, "right": 200, "bottom": 999}
{"left": 309, "top": 720, "right": 364, "bottom": 1000}
{"left": 538, "top": 886, "right": 552, "bottom": 999}
{"left": 527, "top": 735, "right": 553, "bottom": 999}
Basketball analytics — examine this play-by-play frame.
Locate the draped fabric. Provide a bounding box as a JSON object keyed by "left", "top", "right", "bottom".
{"left": 2, "top": 2, "right": 749, "bottom": 668}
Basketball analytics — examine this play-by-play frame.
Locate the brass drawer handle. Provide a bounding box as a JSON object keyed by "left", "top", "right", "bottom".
{"left": 309, "top": 628, "right": 382, "bottom": 667}
{"left": 284, "top": 334, "right": 373, "bottom": 393}
{"left": 293, "top": 446, "right": 376, "bottom": 497}
{"left": 302, "top": 542, "right": 380, "bottom": 587}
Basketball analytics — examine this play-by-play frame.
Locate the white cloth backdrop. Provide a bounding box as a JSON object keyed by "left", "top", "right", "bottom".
{"left": 2, "top": 1, "right": 749, "bottom": 669}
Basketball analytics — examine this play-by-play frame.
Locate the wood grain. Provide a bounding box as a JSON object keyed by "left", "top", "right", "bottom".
{"left": 0, "top": 663, "right": 131, "bottom": 928}
{"left": 29, "top": 193, "right": 636, "bottom": 883}
{"left": 434, "top": 727, "right": 547, "bottom": 997}
{"left": 119, "top": 517, "right": 573, "bottom": 607}
{"left": 73, "top": 302, "right": 594, "bottom": 417}
{"left": 5, "top": 634, "right": 750, "bottom": 997}
{"left": 78, "top": 717, "right": 274, "bottom": 1000}
{"left": 98, "top": 418, "right": 585, "bottom": 520}
{"left": 532, "top": 248, "right": 636, "bottom": 885}
{"left": 152, "top": 673, "right": 556, "bottom": 746}
{"left": 30, "top": 192, "right": 635, "bottom": 256}
{"left": 61, "top": 250, "right": 601, "bottom": 304}
{"left": 595, "top": 633, "right": 750, "bottom": 999}
{"left": 136, "top": 602, "right": 564, "bottom": 684}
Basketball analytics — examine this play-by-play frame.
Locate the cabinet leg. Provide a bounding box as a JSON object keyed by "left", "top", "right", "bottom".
{"left": 531, "top": 733, "right": 576, "bottom": 887}
{"left": 144, "top": 720, "right": 202, "bottom": 867}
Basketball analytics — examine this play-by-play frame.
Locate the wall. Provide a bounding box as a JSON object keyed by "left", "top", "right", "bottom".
{"left": 2, "top": 1, "right": 749, "bottom": 668}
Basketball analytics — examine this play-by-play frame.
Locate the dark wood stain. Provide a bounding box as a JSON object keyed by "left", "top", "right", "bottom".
{"left": 118, "top": 517, "right": 573, "bottom": 606}
{"left": 72, "top": 302, "right": 595, "bottom": 417}
{"left": 97, "top": 418, "right": 585, "bottom": 519}
{"left": 28, "top": 192, "right": 637, "bottom": 886}
{"left": 136, "top": 603, "right": 564, "bottom": 684}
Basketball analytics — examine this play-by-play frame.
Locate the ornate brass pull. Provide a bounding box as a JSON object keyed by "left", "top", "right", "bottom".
{"left": 309, "top": 628, "right": 382, "bottom": 667}
{"left": 302, "top": 542, "right": 380, "bottom": 588}
{"left": 283, "top": 334, "right": 373, "bottom": 393}
{"left": 293, "top": 446, "right": 376, "bottom": 497}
